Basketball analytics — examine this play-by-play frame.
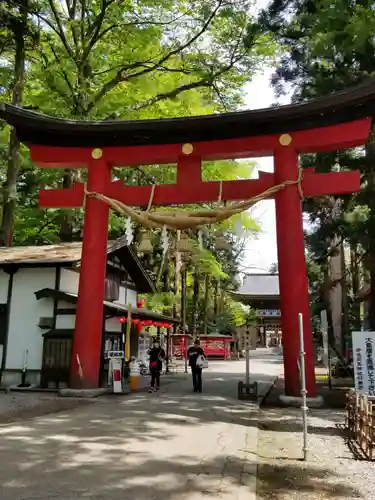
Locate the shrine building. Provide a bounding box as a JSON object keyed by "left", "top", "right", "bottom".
{"left": 0, "top": 238, "right": 176, "bottom": 388}
{"left": 232, "top": 274, "right": 281, "bottom": 347}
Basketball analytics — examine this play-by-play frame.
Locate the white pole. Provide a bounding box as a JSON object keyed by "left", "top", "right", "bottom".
{"left": 298, "top": 312, "right": 308, "bottom": 461}
{"left": 245, "top": 348, "right": 250, "bottom": 387}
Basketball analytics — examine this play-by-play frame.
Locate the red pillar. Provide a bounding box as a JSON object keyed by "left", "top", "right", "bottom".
{"left": 274, "top": 145, "right": 316, "bottom": 397}
{"left": 71, "top": 156, "right": 111, "bottom": 388}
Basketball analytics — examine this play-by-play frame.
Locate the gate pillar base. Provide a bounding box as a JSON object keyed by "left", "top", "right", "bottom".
{"left": 279, "top": 394, "right": 324, "bottom": 408}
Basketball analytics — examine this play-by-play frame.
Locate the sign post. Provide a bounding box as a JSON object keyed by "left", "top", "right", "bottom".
{"left": 352, "top": 331, "right": 375, "bottom": 395}
{"left": 238, "top": 327, "right": 258, "bottom": 401}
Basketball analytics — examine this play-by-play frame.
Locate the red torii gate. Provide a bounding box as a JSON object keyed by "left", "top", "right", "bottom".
{"left": 0, "top": 90, "right": 373, "bottom": 397}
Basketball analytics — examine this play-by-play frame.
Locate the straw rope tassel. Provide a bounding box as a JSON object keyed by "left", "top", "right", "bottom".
{"left": 84, "top": 171, "right": 305, "bottom": 230}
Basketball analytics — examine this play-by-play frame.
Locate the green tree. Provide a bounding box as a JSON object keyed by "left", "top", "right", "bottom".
{"left": 0, "top": 0, "right": 40, "bottom": 246}
{"left": 260, "top": 0, "right": 375, "bottom": 332}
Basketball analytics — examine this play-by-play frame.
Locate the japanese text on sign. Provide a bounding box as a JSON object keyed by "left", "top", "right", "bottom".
{"left": 365, "top": 337, "right": 375, "bottom": 395}
{"left": 352, "top": 331, "right": 375, "bottom": 395}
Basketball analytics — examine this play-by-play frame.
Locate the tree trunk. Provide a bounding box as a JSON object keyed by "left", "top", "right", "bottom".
{"left": 350, "top": 243, "right": 361, "bottom": 330}
{"left": 191, "top": 272, "right": 199, "bottom": 338}
{"left": 365, "top": 128, "right": 375, "bottom": 330}
{"left": 58, "top": 170, "right": 75, "bottom": 241}
{"left": 0, "top": 2, "right": 27, "bottom": 246}
{"left": 340, "top": 240, "right": 350, "bottom": 354}
{"left": 203, "top": 275, "right": 209, "bottom": 335}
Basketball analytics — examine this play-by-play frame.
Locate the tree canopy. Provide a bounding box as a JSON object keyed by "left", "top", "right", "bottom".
{"left": 260, "top": 0, "right": 375, "bottom": 345}
{"left": 0, "top": 0, "right": 275, "bottom": 334}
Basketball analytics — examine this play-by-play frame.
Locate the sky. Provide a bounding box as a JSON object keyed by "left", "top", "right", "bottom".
{"left": 240, "top": 68, "right": 290, "bottom": 273}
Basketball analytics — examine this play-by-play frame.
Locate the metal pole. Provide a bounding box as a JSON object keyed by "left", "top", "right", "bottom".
{"left": 181, "top": 266, "right": 188, "bottom": 373}
{"left": 298, "top": 312, "right": 308, "bottom": 461}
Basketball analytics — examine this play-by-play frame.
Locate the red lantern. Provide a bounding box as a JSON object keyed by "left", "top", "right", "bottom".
{"left": 137, "top": 323, "right": 143, "bottom": 332}
{"left": 132, "top": 319, "right": 140, "bottom": 325}
{"left": 119, "top": 317, "right": 126, "bottom": 323}
{"left": 137, "top": 298, "right": 146, "bottom": 308}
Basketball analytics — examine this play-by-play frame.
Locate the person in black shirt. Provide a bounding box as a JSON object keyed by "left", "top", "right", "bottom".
{"left": 188, "top": 339, "right": 206, "bottom": 393}
{"left": 148, "top": 340, "right": 165, "bottom": 393}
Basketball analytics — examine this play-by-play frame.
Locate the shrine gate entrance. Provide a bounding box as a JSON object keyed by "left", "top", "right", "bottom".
{"left": 1, "top": 82, "right": 373, "bottom": 397}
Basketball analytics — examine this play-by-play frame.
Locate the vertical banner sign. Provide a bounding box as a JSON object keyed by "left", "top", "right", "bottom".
{"left": 352, "top": 331, "right": 375, "bottom": 395}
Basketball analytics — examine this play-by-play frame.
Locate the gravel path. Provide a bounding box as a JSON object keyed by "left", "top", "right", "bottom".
{"left": 0, "top": 392, "right": 89, "bottom": 423}
{"left": 256, "top": 407, "right": 374, "bottom": 499}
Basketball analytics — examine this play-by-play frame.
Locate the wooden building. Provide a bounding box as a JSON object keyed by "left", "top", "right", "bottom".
{"left": 0, "top": 238, "right": 176, "bottom": 388}
{"left": 232, "top": 274, "right": 281, "bottom": 347}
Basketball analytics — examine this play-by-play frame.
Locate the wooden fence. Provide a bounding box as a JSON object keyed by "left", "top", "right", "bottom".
{"left": 345, "top": 390, "right": 375, "bottom": 460}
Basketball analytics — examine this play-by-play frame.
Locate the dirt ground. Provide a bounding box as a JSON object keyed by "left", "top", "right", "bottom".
{"left": 256, "top": 406, "right": 375, "bottom": 500}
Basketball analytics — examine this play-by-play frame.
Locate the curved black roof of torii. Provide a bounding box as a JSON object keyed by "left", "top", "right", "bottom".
{"left": 1, "top": 77, "right": 375, "bottom": 147}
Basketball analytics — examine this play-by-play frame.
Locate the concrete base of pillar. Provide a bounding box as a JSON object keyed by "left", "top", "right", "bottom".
{"left": 59, "top": 388, "right": 109, "bottom": 398}
{"left": 279, "top": 394, "right": 324, "bottom": 408}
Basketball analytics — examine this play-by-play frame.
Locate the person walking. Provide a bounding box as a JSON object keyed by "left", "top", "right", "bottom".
{"left": 148, "top": 339, "right": 165, "bottom": 393}
{"left": 188, "top": 339, "right": 206, "bottom": 393}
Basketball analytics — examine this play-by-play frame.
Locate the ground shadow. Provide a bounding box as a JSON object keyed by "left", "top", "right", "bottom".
{"left": 0, "top": 352, "right": 363, "bottom": 500}
{"left": 257, "top": 462, "right": 363, "bottom": 499}
{"left": 0, "top": 412, "right": 363, "bottom": 500}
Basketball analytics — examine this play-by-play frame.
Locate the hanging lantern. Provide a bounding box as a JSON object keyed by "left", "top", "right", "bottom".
{"left": 215, "top": 234, "right": 231, "bottom": 251}
{"left": 137, "top": 298, "right": 146, "bottom": 308}
{"left": 138, "top": 231, "right": 153, "bottom": 254}
{"left": 119, "top": 317, "right": 126, "bottom": 323}
{"left": 132, "top": 319, "right": 140, "bottom": 325}
{"left": 177, "top": 232, "right": 195, "bottom": 253}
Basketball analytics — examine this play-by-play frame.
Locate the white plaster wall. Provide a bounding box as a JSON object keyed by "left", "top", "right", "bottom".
{"left": 6, "top": 267, "right": 56, "bottom": 371}
{"left": 105, "top": 317, "right": 121, "bottom": 332}
{"left": 60, "top": 268, "right": 80, "bottom": 294}
{"left": 105, "top": 285, "right": 136, "bottom": 332}
{"left": 0, "top": 270, "right": 9, "bottom": 370}
{"left": 55, "top": 299, "right": 76, "bottom": 329}
{"left": 116, "top": 286, "right": 137, "bottom": 307}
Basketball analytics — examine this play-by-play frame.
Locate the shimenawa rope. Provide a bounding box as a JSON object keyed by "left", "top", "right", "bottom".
{"left": 83, "top": 169, "right": 304, "bottom": 231}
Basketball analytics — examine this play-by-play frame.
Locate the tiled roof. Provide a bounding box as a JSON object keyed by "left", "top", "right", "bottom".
{"left": 0, "top": 239, "right": 123, "bottom": 264}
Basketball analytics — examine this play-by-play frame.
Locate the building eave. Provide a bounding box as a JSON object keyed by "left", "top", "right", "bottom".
{"left": 34, "top": 288, "right": 179, "bottom": 323}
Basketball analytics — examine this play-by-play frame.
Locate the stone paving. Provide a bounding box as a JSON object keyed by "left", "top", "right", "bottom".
{"left": 0, "top": 349, "right": 282, "bottom": 500}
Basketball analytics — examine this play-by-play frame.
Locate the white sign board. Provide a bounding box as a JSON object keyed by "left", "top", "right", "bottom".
{"left": 352, "top": 331, "right": 375, "bottom": 396}
{"left": 106, "top": 350, "right": 124, "bottom": 359}
{"left": 244, "top": 328, "right": 257, "bottom": 351}
{"left": 255, "top": 309, "right": 281, "bottom": 317}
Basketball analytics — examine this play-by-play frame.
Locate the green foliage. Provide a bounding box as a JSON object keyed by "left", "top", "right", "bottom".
{"left": 260, "top": 0, "right": 375, "bottom": 329}
{"left": 0, "top": 0, "right": 277, "bottom": 332}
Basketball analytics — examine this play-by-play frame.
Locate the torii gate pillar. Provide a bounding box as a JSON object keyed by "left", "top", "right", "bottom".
{"left": 274, "top": 145, "right": 314, "bottom": 396}
{"left": 72, "top": 158, "right": 111, "bottom": 389}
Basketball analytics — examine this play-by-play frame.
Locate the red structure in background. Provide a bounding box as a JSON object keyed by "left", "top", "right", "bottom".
{"left": 172, "top": 335, "right": 232, "bottom": 359}
{"left": 198, "top": 335, "right": 232, "bottom": 359}
{"left": 1, "top": 82, "right": 374, "bottom": 397}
